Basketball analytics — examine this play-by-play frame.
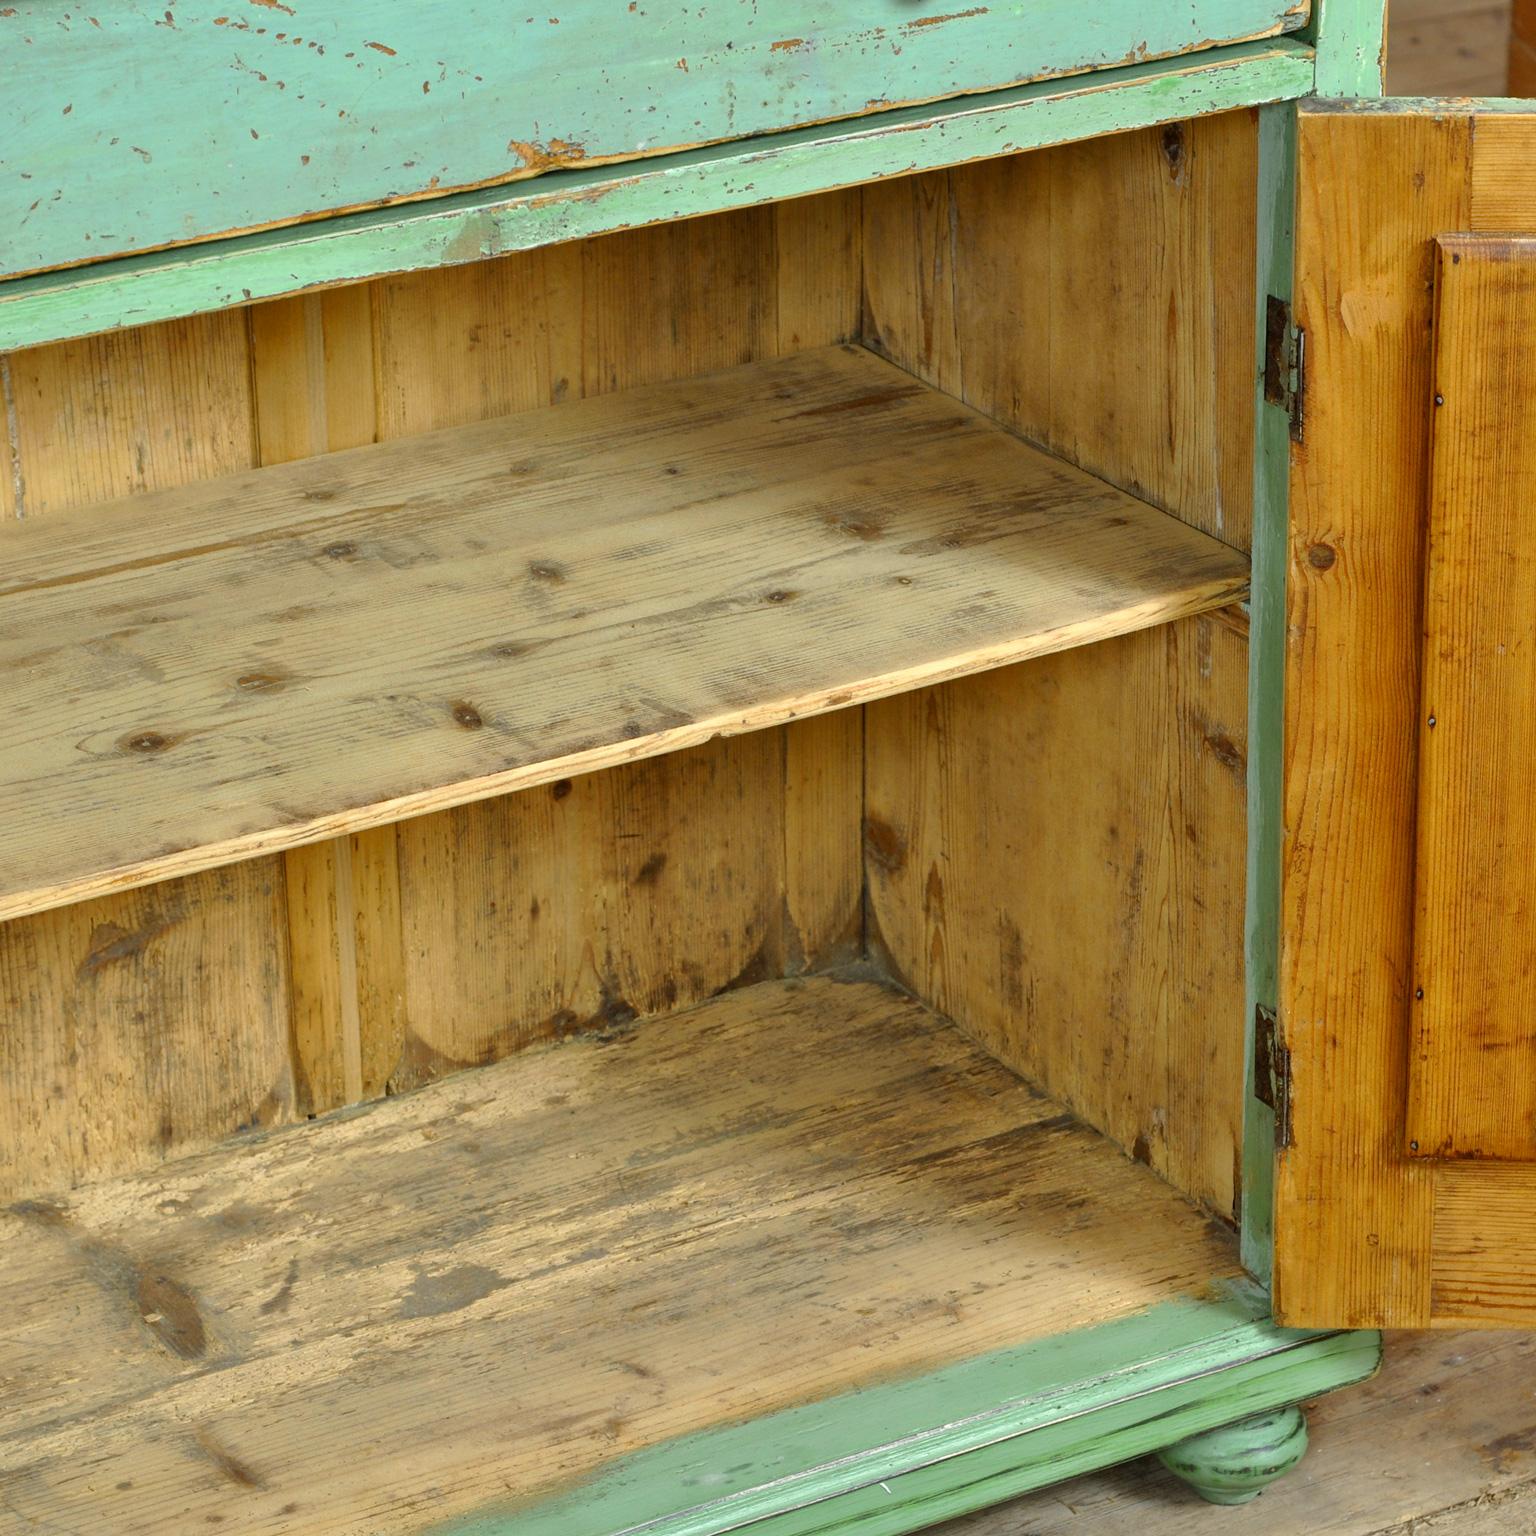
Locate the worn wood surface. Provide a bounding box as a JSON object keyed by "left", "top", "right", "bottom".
{"left": 1277, "top": 105, "right": 1536, "bottom": 1329}
{"left": 0, "top": 974, "right": 1246, "bottom": 1534}
{"left": 1, "top": 203, "right": 866, "bottom": 1194}
{"left": 1407, "top": 237, "right": 1536, "bottom": 1163}
{"left": 0, "top": 41, "right": 1319, "bottom": 356}
{"left": 0, "top": 313, "right": 298, "bottom": 1201}
{"left": 941, "top": 1326, "right": 1536, "bottom": 1535}
{"left": 858, "top": 116, "right": 1255, "bottom": 1220}
{"left": 0, "top": 342, "right": 1247, "bottom": 926}
{"left": 3, "top": 4, "right": 1307, "bottom": 283}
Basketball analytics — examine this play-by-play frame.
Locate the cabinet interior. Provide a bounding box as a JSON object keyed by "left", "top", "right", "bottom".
{"left": 0, "top": 110, "right": 1260, "bottom": 1532}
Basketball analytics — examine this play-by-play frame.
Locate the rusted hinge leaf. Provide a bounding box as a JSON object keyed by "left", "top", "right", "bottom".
{"left": 1253, "top": 1003, "right": 1292, "bottom": 1150}
{"left": 1263, "top": 294, "right": 1306, "bottom": 444}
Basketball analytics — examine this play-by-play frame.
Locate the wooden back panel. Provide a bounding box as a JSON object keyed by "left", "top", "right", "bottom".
{"left": 859, "top": 112, "right": 1258, "bottom": 1222}
{"left": 0, "top": 196, "right": 864, "bottom": 1197}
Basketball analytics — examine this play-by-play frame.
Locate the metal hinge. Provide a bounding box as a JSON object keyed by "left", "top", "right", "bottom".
{"left": 1263, "top": 294, "right": 1307, "bottom": 444}
{"left": 1253, "top": 1003, "right": 1292, "bottom": 1150}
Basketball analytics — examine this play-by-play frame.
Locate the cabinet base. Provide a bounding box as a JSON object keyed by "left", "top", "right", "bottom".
{"left": 436, "top": 1282, "right": 1378, "bottom": 1536}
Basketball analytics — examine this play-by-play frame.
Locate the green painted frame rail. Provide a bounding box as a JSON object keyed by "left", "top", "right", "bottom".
{"left": 429, "top": 1282, "right": 1379, "bottom": 1536}
{"left": 0, "top": 37, "right": 1315, "bottom": 355}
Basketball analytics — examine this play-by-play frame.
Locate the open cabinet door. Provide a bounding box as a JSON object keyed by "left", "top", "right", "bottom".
{"left": 1277, "top": 100, "right": 1536, "bottom": 1329}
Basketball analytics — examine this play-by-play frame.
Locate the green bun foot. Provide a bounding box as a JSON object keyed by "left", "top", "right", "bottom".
{"left": 1156, "top": 1404, "right": 1308, "bottom": 1505}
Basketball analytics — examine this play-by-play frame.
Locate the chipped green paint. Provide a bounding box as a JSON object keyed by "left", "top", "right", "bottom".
{"left": 428, "top": 1282, "right": 1379, "bottom": 1536}
{"left": 1242, "top": 102, "right": 1299, "bottom": 1286}
{"left": 1306, "top": 0, "right": 1387, "bottom": 95}
{"left": 4, "top": 0, "right": 1309, "bottom": 281}
{"left": 0, "top": 38, "right": 1317, "bottom": 354}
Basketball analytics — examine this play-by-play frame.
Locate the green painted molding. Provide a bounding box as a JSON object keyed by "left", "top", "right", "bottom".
{"left": 431, "top": 1282, "right": 1380, "bottom": 1536}
{"left": 1242, "top": 103, "right": 1300, "bottom": 1286}
{"left": 4, "top": 0, "right": 1308, "bottom": 280}
{"left": 0, "top": 38, "right": 1316, "bottom": 355}
{"left": 1306, "top": 0, "right": 1387, "bottom": 96}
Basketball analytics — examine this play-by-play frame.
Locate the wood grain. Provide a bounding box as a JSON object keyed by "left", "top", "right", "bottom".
{"left": 0, "top": 343, "right": 1247, "bottom": 926}
{"left": 1407, "top": 237, "right": 1536, "bottom": 1162}
{"left": 248, "top": 287, "right": 397, "bottom": 1118}
{"left": 0, "top": 974, "right": 1244, "bottom": 1535}
{"left": 858, "top": 117, "right": 1256, "bottom": 1219}
{"left": 1512, "top": 0, "right": 1536, "bottom": 92}
{"left": 1275, "top": 107, "right": 1471, "bottom": 1329}
{"left": 1275, "top": 106, "right": 1536, "bottom": 1329}
{"left": 1468, "top": 115, "right": 1536, "bottom": 234}
{"left": 0, "top": 312, "right": 297, "bottom": 1200}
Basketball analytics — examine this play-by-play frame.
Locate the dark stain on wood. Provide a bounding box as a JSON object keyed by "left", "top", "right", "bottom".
{"left": 322, "top": 540, "right": 358, "bottom": 560}
{"left": 401, "top": 1262, "right": 506, "bottom": 1319}
{"left": 195, "top": 1430, "right": 265, "bottom": 1490}
{"left": 863, "top": 816, "right": 907, "bottom": 875}
{"left": 121, "top": 730, "right": 176, "bottom": 754}
{"left": 235, "top": 670, "right": 290, "bottom": 693}
{"left": 451, "top": 701, "right": 485, "bottom": 730}
{"left": 1306, "top": 542, "right": 1337, "bottom": 571}
{"left": 258, "top": 1257, "right": 300, "bottom": 1316}
{"left": 783, "top": 385, "right": 918, "bottom": 420}
{"left": 137, "top": 1267, "right": 209, "bottom": 1360}
{"left": 77, "top": 917, "right": 174, "bottom": 980}
{"left": 1161, "top": 122, "right": 1186, "bottom": 181}
{"left": 1203, "top": 732, "right": 1245, "bottom": 775}
{"left": 632, "top": 852, "right": 668, "bottom": 887}
{"left": 528, "top": 559, "right": 567, "bottom": 584}
{"left": 550, "top": 778, "right": 573, "bottom": 800}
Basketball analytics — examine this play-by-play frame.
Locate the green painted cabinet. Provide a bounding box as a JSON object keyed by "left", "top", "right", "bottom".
{"left": 9, "top": 3, "right": 1536, "bottom": 1534}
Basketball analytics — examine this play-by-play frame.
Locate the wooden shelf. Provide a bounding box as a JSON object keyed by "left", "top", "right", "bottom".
{"left": 0, "top": 974, "right": 1246, "bottom": 1534}
{"left": 0, "top": 344, "right": 1247, "bottom": 922}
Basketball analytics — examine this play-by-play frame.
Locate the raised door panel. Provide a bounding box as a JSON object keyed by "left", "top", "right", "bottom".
{"left": 1277, "top": 101, "right": 1536, "bottom": 1329}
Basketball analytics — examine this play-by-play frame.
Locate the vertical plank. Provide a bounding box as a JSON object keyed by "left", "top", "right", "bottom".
{"left": 860, "top": 117, "right": 1255, "bottom": 1219}
{"left": 247, "top": 286, "right": 403, "bottom": 1116}
{"left": 1276, "top": 109, "right": 1472, "bottom": 1327}
{"left": 0, "top": 312, "right": 296, "bottom": 1196}
{"left": 1406, "top": 237, "right": 1536, "bottom": 1162}
{"left": 776, "top": 189, "right": 867, "bottom": 971}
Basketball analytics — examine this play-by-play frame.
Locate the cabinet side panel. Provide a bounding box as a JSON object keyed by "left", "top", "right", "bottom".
{"left": 860, "top": 115, "right": 1255, "bottom": 1219}
{"left": 1275, "top": 111, "right": 1472, "bottom": 1327}
{"left": 0, "top": 315, "right": 298, "bottom": 1198}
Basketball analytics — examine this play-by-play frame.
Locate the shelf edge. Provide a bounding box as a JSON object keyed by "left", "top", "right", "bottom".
{"left": 0, "top": 39, "right": 1315, "bottom": 355}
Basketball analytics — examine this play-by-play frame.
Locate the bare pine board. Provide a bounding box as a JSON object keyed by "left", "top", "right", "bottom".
{"left": 0, "top": 343, "right": 1248, "bottom": 923}
{"left": 1407, "top": 237, "right": 1536, "bottom": 1163}
{"left": 0, "top": 974, "right": 1244, "bottom": 1534}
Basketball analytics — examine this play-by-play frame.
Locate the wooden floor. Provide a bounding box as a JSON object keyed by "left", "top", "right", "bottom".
{"left": 0, "top": 973, "right": 1243, "bottom": 1534}
{"left": 950, "top": 4, "right": 1526, "bottom": 1533}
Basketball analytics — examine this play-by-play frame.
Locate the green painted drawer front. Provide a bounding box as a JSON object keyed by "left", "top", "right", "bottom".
{"left": 4, "top": 0, "right": 1307, "bottom": 281}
